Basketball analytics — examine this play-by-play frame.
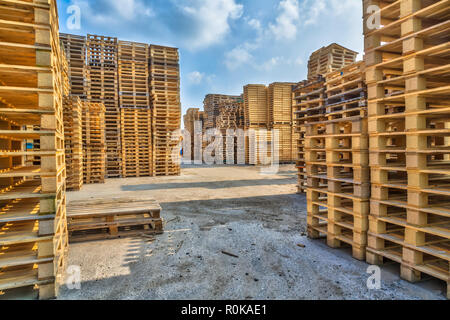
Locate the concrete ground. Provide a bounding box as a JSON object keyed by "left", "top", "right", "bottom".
{"left": 59, "top": 165, "right": 446, "bottom": 300}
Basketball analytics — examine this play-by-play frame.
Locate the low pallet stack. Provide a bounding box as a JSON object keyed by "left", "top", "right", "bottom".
{"left": 86, "top": 34, "right": 121, "bottom": 178}
{"left": 149, "top": 45, "right": 181, "bottom": 176}
{"left": 268, "top": 82, "right": 296, "bottom": 163}
{"left": 119, "top": 41, "right": 152, "bottom": 177}
{"left": 60, "top": 33, "right": 86, "bottom": 97}
{"left": 363, "top": 0, "right": 449, "bottom": 298}
{"left": 63, "top": 96, "right": 83, "bottom": 191}
{"left": 0, "top": 0, "right": 68, "bottom": 299}
{"left": 308, "top": 43, "right": 358, "bottom": 80}
{"left": 244, "top": 85, "right": 272, "bottom": 165}
{"left": 82, "top": 102, "right": 106, "bottom": 184}
{"left": 307, "top": 61, "right": 369, "bottom": 261}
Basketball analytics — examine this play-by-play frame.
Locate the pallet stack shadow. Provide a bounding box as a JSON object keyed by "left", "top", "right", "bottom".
{"left": 244, "top": 85, "right": 272, "bottom": 165}
{"left": 63, "top": 96, "right": 83, "bottom": 191}
{"left": 216, "top": 100, "right": 245, "bottom": 164}
{"left": 306, "top": 62, "right": 370, "bottom": 260}
{"left": 363, "top": 0, "right": 449, "bottom": 297}
{"left": 184, "top": 108, "right": 205, "bottom": 162}
{"left": 0, "top": 0, "right": 68, "bottom": 299}
{"left": 149, "top": 45, "right": 181, "bottom": 176}
{"left": 268, "top": 83, "right": 297, "bottom": 163}
{"left": 86, "top": 35, "right": 121, "bottom": 178}
{"left": 119, "top": 41, "right": 152, "bottom": 177}
{"left": 82, "top": 102, "right": 106, "bottom": 184}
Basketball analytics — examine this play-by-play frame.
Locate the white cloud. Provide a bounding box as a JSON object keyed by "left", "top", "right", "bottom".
{"left": 225, "top": 46, "right": 253, "bottom": 70}
{"left": 248, "top": 19, "right": 262, "bottom": 32}
{"left": 188, "top": 71, "right": 205, "bottom": 84}
{"left": 301, "top": 0, "right": 360, "bottom": 26}
{"left": 178, "top": 0, "right": 244, "bottom": 50}
{"left": 258, "top": 57, "right": 281, "bottom": 71}
{"left": 269, "top": 0, "right": 300, "bottom": 40}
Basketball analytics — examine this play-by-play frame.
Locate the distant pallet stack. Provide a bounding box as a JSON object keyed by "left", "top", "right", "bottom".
{"left": 216, "top": 100, "right": 245, "bottom": 164}
{"left": 149, "top": 45, "right": 181, "bottom": 176}
{"left": 244, "top": 84, "right": 272, "bottom": 165}
{"left": 363, "top": 0, "right": 449, "bottom": 297}
{"left": 82, "top": 102, "right": 106, "bottom": 184}
{"left": 307, "top": 61, "right": 369, "bottom": 260}
{"left": 308, "top": 43, "right": 358, "bottom": 80}
{"left": 0, "top": 0, "right": 67, "bottom": 299}
{"left": 118, "top": 41, "right": 152, "bottom": 177}
{"left": 267, "top": 82, "right": 296, "bottom": 163}
{"left": 183, "top": 108, "right": 205, "bottom": 162}
{"left": 63, "top": 96, "right": 83, "bottom": 191}
{"left": 203, "top": 94, "right": 241, "bottom": 130}
{"left": 60, "top": 33, "right": 86, "bottom": 96}
{"left": 86, "top": 34, "right": 121, "bottom": 178}
{"left": 293, "top": 77, "right": 326, "bottom": 193}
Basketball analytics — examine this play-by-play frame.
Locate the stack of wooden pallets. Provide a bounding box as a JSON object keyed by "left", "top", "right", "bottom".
{"left": 149, "top": 45, "right": 181, "bottom": 176}
{"left": 82, "top": 102, "right": 106, "bottom": 184}
{"left": 59, "top": 33, "right": 86, "bottom": 97}
{"left": 308, "top": 43, "right": 358, "bottom": 80}
{"left": 267, "top": 82, "right": 297, "bottom": 163}
{"left": 183, "top": 108, "right": 205, "bottom": 161}
{"left": 86, "top": 34, "right": 121, "bottom": 178}
{"left": 306, "top": 61, "right": 369, "bottom": 260}
{"left": 203, "top": 94, "right": 241, "bottom": 130}
{"left": 293, "top": 77, "right": 326, "bottom": 193}
{"left": 119, "top": 41, "right": 152, "bottom": 177}
{"left": 67, "top": 198, "right": 163, "bottom": 243}
{"left": 63, "top": 96, "right": 83, "bottom": 191}
{"left": 216, "top": 100, "right": 245, "bottom": 164}
{"left": 363, "top": 0, "right": 449, "bottom": 298}
{"left": 0, "top": 0, "right": 68, "bottom": 299}
{"left": 244, "top": 85, "right": 272, "bottom": 165}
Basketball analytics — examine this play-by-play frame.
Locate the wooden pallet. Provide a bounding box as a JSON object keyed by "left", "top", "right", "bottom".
{"left": 308, "top": 43, "right": 358, "bottom": 80}
{"left": 244, "top": 85, "right": 268, "bottom": 127}
{"left": 63, "top": 96, "right": 83, "bottom": 191}
{"left": 60, "top": 33, "right": 86, "bottom": 97}
{"left": 0, "top": 0, "right": 68, "bottom": 300}
{"left": 203, "top": 94, "right": 242, "bottom": 130}
{"left": 363, "top": 0, "right": 449, "bottom": 299}
{"left": 67, "top": 198, "right": 163, "bottom": 243}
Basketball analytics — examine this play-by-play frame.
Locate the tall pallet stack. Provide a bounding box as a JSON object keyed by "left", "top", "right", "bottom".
{"left": 293, "top": 78, "right": 326, "bottom": 193}
{"left": 308, "top": 43, "right": 358, "bottom": 80}
{"left": 267, "top": 82, "right": 296, "bottom": 163}
{"left": 363, "top": 0, "right": 449, "bottom": 297}
{"left": 244, "top": 84, "right": 272, "bottom": 165}
{"left": 119, "top": 41, "right": 152, "bottom": 177}
{"left": 59, "top": 33, "right": 86, "bottom": 97}
{"left": 149, "top": 45, "right": 181, "bottom": 176}
{"left": 63, "top": 96, "right": 83, "bottom": 191}
{"left": 307, "top": 61, "right": 369, "bottom": 260}
{"left": 0, "top": 0, "right": 68, "bottom": 299}
{"left": 82, "top": 102, "right": 106, "bottom": 184}
{"left": 86, "top": 34, "right": 121, "bottom": 178}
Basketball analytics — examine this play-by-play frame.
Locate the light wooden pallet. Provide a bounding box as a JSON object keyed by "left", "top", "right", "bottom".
{"left": 0, "top": 0, "right": 67, "bottom": 300}
{"left": 363, "top": 0, "right": 449, "bottom": 299}
{"left": 67, "top": 198, "right": 163, "bottom": 243}
{"left": 60, "top": 33, "right": 86, "bottom": 97}
{"left": 244, "top": 84, "right": 268, "bottom": 127}
{"left": 203, "top": 94, "right": 242, "bottom": 130}
{"left": 308, "top": 43, "right": 358, "bottom": 80}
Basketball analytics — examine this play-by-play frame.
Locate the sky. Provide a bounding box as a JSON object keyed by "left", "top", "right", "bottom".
{"left": 57, "top": 0, "right": 364, "bottom": 116}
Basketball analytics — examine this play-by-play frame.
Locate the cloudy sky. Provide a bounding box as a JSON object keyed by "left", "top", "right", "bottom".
{"left": 57, "top": 0, "right": 363, "bottom": 116}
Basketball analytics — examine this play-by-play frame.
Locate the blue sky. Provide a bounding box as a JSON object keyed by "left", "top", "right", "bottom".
{"left": 57, "top": 0, "right": 363, "bottom": 116}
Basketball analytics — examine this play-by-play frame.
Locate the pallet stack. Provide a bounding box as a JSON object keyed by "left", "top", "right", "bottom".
{"left": 267, "top": 82, "right": 296, "bottom": 163}
{"left": 59, "top": 33, "right": 86, "bottom": 97}
{"left": 149, "top": 45, "right": 181, "bottom": 176}
{"left": 308, "top": 43, "right": 358, "bottom": 80}
{"left": 307, "top": 61, "right": 370, "bottom": 260}
{"left": 82, "top": 102, "right": 106, "bottom": 184}
{"left": 118, "top": 41, "right": 152, "bottom": 177}
{"left": 216, "top": 100, "right": 245, "bottom": 163}
{"left": 0, "top": 0, "right": 68, "bottom": 299}
{"left": 363, "top": 0, "right": 449, "bottom": 297}
{"left": 63, "top": 96, "right": 83, "bottom": 191}
{"left": 203, "top": 94, "right": 241, "bottom": 130}
{"left": 86, "top": 34, "right": 121, "bottom": 178}
{"left": 183, "top": 108, "right": 205, "bottom": 161}
{"left": 244, "top": 85, "right": 272, "bottom": 165}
